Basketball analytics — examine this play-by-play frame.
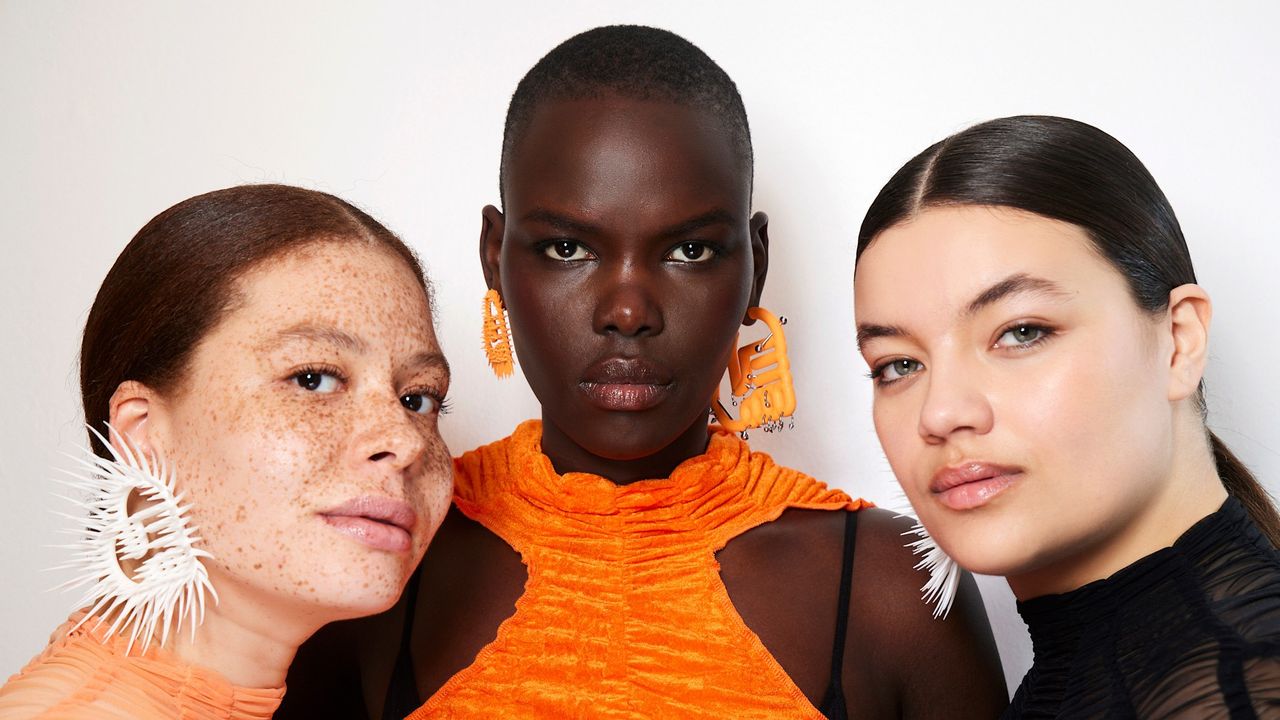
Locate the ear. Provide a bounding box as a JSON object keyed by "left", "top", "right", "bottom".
{"left": 744, "top": 211, "right": 770, "bottom": 326}
{"left": 1166, "top": 283, "right": 1213, "bottom": 402}
{"left": 479, "top": 204, "right": 507, "bottom": 296}
{"left": 107, "top": 380, "right": 163, "bottom": 461}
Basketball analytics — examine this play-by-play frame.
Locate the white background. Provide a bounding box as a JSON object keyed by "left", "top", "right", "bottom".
{"left": 2, "top": 1, "right": 1278, "bottom": 695}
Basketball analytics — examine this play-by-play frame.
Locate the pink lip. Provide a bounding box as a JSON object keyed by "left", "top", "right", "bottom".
{"left": 929, "top": 461, "right": 1022, "bottom": 511}
{"left": 579, "top": 357, "right": 672, "bottom": 412}
{"left": 318, "top": 496, "right": 417, "bottom": 553}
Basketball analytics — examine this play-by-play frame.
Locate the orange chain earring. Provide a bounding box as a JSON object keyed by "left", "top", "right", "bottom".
{"left": 482, "top": 288, "right": 515, "bottom": 378}
{"left": 711, "top": 307, "right": 796, "bottom": 438}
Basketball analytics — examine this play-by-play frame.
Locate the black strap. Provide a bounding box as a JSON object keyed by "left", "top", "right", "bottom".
{"left": 383, "top": 563, "right": 424, "bottom": 720}
{"left": 817, "top": 510, "right": 858, "bottom": 720}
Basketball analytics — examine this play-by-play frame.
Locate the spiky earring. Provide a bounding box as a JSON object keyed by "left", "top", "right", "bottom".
{"left": 903, "top": 519, "right": 962, "bottom": 619}
{"left": 50, "top": 424, "right": 216, "bottom": 653}
{"left": 482, "top": 288, "right": 515, "bottom": 378}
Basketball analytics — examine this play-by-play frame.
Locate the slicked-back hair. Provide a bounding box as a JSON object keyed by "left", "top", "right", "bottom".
{"left": 498, "top": 25, "right": 753, "bottom": 204}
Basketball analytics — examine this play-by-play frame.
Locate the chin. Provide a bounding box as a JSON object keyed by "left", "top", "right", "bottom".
{"left": 925, "top": 516, "right": 1040, "bottom": 578}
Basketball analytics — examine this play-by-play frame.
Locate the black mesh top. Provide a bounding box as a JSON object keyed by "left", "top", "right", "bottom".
{"left": 1005, "top": 497, "right": 1280, "bottom": 719}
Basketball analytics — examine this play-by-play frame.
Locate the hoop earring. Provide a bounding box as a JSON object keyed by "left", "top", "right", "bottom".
{"left": 711, "top": 307, "right": 796, "bottom": 439}
{"left": 482, "top": 288, "right": 515, "bottom": 378}
{"left": 52, "top": 424, "right": 216, "bottom": 652}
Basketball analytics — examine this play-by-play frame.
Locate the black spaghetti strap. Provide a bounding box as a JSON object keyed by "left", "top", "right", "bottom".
{"left": 383, "top": 563, "right": 425, "bottom": 720}
{"left": 817, "top": 509, "right": 858, "bottom": 720}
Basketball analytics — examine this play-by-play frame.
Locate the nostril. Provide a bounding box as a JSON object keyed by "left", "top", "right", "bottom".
{"left": 369, "top": 451, "right": 394, "bottom": 462}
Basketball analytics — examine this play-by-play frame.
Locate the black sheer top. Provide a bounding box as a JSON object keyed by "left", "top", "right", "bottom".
{"left": 1006, "top": 497, "right": 1280, "bottom": 719}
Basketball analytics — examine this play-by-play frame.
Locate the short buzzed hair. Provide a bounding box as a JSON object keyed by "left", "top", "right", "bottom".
{"left": 499, "top": 25, "right": 754, "bottom": 203}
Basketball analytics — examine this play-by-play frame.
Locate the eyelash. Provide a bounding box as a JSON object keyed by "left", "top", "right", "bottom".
{"left": 291, "top": 366, "right": 452, "bottom": 415}
{"left": 536, "top": 239, "right": 723, "bottom": 264}
{"left": 865, "top": 322, "right": 1058, "bottom": 387}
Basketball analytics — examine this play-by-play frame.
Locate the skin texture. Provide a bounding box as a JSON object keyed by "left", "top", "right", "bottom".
{"left": 280, "top": 97, "right": 1007, "bottom": 719}
{"left": 854, "top": 205, "right": 1225, "bottom": 600}
{"left": 109, "top": 241, "right": 453, "bottom": 688}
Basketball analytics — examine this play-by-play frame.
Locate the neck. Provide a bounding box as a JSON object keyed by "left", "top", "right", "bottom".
{"left": 165, "top": 570, "right": 322, "bottom": 689}
{"left": 539, "top": 414, "right": 712, "bottom": 484}
{"left": 1008, "top": 424, "right": 1228, "bottom": 600}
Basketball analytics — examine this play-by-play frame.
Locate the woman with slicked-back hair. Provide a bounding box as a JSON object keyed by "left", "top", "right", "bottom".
{"left": 854, "top": 115, "right": 1280, "bottom": 718}
{"left": 0, "top": 185, "right": 454, "bottom": 719}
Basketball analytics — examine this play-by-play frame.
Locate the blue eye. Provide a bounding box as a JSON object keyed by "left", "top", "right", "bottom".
{"left": 400, "top": 392, "right": 439, "bottom": 415}
{"left": 543, "top": 241, "right": 593, "bottom": 261}
{"left": 871, "top": 358, "right": 923, "bottom": 385}
{"left": 666, "top": 242, "right": 715, "bottom": 263}
{"left": 994, "top": 324, "right": 1051, "bottom": 349}
{"left": 293, "top": 369, "right": 341, "bottom": 393}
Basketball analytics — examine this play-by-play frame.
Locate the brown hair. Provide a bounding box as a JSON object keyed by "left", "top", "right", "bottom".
{"left": 80, "top": 184, "right": 428, "bottom": 457}
{"left": 857, "top": 115, "right": 1280, "bottom": 545}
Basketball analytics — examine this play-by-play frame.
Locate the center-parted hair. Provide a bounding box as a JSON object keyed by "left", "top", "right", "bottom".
{"left": 499, "top": 25, "right": 753, "bottom": 203}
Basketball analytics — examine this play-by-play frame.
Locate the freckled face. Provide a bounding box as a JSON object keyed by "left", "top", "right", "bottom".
{"left": 854, "top": 206, "right": 1173, "bottom": 580}
{"left": 495, "top": 97, "right": 760, "bottom": 462}
{"left": 152, "top": 242, "right": 453, "bottom": 621}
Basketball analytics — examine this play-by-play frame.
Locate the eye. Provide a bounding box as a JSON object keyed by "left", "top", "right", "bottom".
{"left": 665, "top": 242, "right": 715, "bottom": 263}
{"left": 870, "top": 358, "right": 924, "bottom": 385}
{"left": 543, "top": 240, "right": 593, "bottom": 262}
{"left": 292, "top": 368, "right": 341, "bottom": 393}
{"left": 400, "top": 392, "right": 445, "bottom": 415}
{"left": 994, "top": 323, "right": 1052, "bottom": 349}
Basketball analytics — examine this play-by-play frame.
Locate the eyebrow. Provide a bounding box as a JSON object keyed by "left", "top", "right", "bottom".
{"left": 271, "top": 324, "right": 369, "bottom": 353}
{"left": 518, "top": 207, "right": 737, "bottom": 239}
{"left": 855, "top": 273, "right": 1072, "bottom": 351}
{"left": 964, "top": 273, "right": 1073, "bottom": 316}
{"left": 405, "top": 351, "right": 452, "bottom": 380}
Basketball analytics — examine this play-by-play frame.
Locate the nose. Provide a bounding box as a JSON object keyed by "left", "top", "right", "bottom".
{"left": 591, "top": 260, "right": 663, "bottom": 338}
{"left": 351, "top": 392, "right": 430, "bottom": 476}
{"left": 917, "top": 361, "right": 994, "bottom": 443}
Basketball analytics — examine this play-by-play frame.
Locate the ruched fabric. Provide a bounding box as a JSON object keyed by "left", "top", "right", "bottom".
{"left": 408, "top": 419, "right": 867, "bottom": 719}
{"left": 1007, "top": 497, "right": 1280, "bottom": 719}
{"left": 0, "top": 615, "right": 284, "bottom": 719}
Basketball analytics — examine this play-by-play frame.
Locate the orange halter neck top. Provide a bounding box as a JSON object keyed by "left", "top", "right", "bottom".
{"left": 409, "top": 420, "right": 868, "bottom": 719}
{"left": 0, "top": 616, "right": 284, "bottom": 719}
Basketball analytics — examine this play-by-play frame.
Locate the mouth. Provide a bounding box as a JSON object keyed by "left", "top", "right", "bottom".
{"left": 929, "top": 461, "right": 1023, "bottom": 511}
{"left": 579, "top": 357, "right": 673, "bottom": 412}
{"left": 318, "top": 496, "right": 418, "bottom": 553}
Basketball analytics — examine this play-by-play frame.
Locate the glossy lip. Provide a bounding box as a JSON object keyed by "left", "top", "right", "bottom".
{"left": 318, "top": 496, "right": 418, "bottom": 553}
{"left": 578, "top": 357, "right": 673, "bottom": 412}
{"left": 929, "top": 461, "right": 1023, "bottom": 511}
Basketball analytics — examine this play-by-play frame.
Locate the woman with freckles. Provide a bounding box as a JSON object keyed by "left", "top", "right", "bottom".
{"left": 854, "top": 115, "right": 1280, "bottom": 718}
{"left": 0, "top": 184, "right": 454, "bottom": 719}
{"left": 282, "top": 25, "right": 1006, "bottom": 720}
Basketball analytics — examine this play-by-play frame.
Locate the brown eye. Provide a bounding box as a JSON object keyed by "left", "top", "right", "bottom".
{"left": 666, "top": 242, "right": 714, "bottom": 263}
{"left": 293, "top": 370, "right": 340, "bottom": 393}
{"left": 543, "top": 241, "right": 591, "bottom": 261}
{"left": 400, "top": 393, "right": 438, "bottom": 415}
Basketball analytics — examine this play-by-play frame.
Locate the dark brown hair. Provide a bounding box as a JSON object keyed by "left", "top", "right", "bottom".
{"left": 80, "top": 184, "right": 428, "bottom": 457}
{"left": 856, "top": 115, "right": 1280, "bottom": 545}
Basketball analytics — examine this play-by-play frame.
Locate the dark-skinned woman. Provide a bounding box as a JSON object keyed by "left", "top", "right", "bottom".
{"left": 280, "top": 25, "right": 1008, "bottom": 720}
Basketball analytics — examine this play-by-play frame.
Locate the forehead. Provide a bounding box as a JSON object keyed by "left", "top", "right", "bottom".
{"left": 854, "top": 206, "right": 1122, "bottom": 322}
{"left": 503, "top": 97, "right": 750, "bottom": 221}
{"left": 223, "top": 241, "right": 434, "bottom": 343}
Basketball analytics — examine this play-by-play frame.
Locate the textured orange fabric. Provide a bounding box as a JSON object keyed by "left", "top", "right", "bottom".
{"left": 409, "top": 419, "right": 869, "bottom": 719}
{"left": 0, "top": 616, "right": 284, "bottom": 719}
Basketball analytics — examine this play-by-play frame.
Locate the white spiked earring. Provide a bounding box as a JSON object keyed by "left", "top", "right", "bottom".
{"left": 51, "top": 424, "right": 216, "bottom": 652}
{"left": 903, "top": 519, "right": 962, "bottom": 619}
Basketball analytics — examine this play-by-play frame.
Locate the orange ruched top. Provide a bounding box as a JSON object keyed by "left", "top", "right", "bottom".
{"left": 409, "top": 419, "right": 868, "bottom": 719}
{"left": 0, "top": 617, "right": 284, "bottom": 719}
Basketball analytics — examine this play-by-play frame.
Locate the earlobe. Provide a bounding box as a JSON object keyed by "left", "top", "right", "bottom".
{"left": 479, "top": 204, "right": 507, "bottom": 295}
{"left": 107, "top": 380, "right": 160, "bottom": 460}
{"left": 745, "top": 211, "right": 770, "bottom": 326}
{"left": 1166, "top": 283, "right": 1213, "bottom": 401}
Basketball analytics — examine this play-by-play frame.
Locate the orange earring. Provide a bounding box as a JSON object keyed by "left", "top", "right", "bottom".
{"left": 711, "top": 307, "right": 796, "bottom": 438}
{"left": 482, "top": 288, "right": 515, "bottom": 378}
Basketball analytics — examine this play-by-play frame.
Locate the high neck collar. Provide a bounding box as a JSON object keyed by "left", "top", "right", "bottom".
{"left": 506, "top": 419, "right": 747, "bottom": 516}
{"left": 1016, "top": 497, "right": 1264, "bottom": 656}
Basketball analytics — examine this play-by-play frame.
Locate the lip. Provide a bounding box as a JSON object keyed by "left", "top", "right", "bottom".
{"left": 929, "top": 461, "right": 1023, "bottom": 511}
{"left": 318, "top": 496, "right": 417, "bottom": 553}
{"left": 579, "top": 357, "right": 673, "bottom": 412}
